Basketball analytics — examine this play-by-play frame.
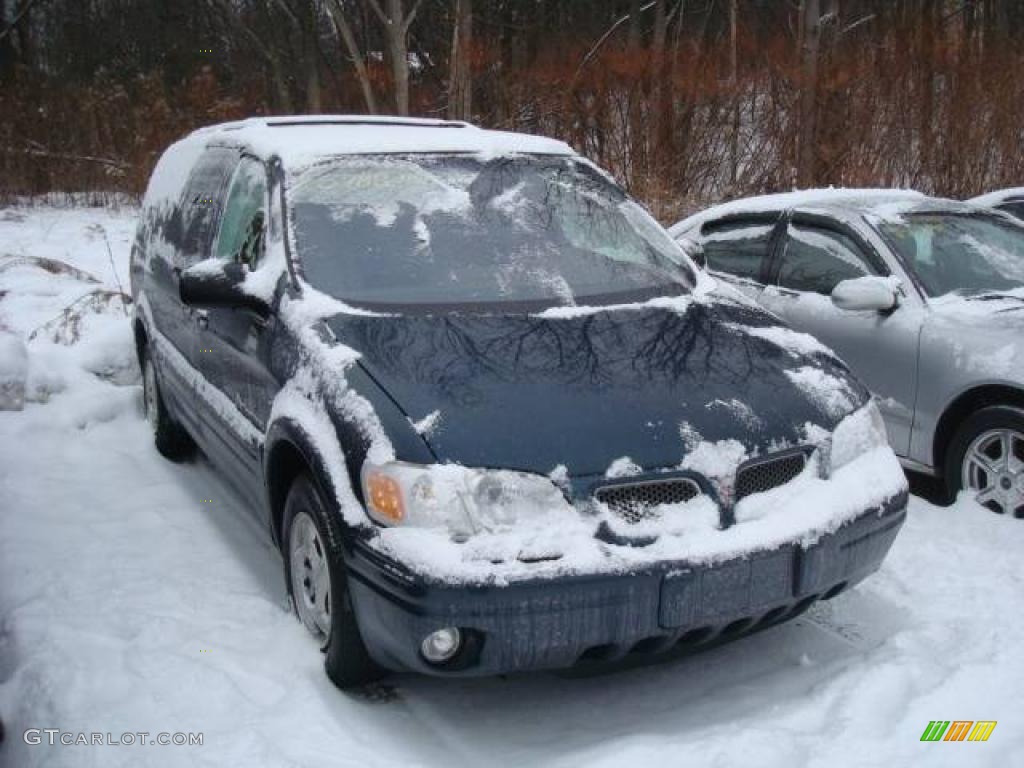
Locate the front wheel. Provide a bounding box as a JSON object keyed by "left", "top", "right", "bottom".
{"left": 282, "top": 472, "right": 383, "bottom": 689}
{"left": 142, "top": 346, "right": 195, "bottom": 461}
{"left": 945, "top": 406, "right": 1024, "bottom": 519}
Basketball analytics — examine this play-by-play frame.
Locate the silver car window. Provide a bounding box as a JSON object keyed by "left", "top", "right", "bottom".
{"left": 997, "top": 202, "right": 1024, "bottom": 223}
{"left": 878, "top": 213, "right": 1024, "bottom": 297}
{"left": 701, "top": 220, "right": 773, "bottom": 282}
{"left": 776, "top": 224, "right": 876, "bottom": 295}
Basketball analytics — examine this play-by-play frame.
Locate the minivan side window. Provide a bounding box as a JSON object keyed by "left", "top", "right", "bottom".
{"left": 216, "top": 158, "right": 267, "bottom": 269}
{"left": 178, "top": 148, "right": 238, "bottom": 266}
{"left": 701, "top": 219, "right": 774, "bottom": 282}
{"left": 776, "top": 223, "right": 877, "bottom": 295}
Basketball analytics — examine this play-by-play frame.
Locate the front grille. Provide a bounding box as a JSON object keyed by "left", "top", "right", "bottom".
{"left": 734, "top": 450, "right": 809, "bottom": 502}
{"left": 594, "top": 477, "right": 701, "bottom": 523}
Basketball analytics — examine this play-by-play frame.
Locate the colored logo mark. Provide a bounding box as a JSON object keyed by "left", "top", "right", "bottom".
{"left": 920, "top": 720, "right": 996, "bottom": 742}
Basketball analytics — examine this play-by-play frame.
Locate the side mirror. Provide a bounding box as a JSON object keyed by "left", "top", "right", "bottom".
{"left": 831, "top": 276, "right": 899, "bottom": 313}
{"left": 179, "top": 261, "right": 269, "bottom": 316}
{"left": 676, "top": 236, "right": 707, "bottom": 269}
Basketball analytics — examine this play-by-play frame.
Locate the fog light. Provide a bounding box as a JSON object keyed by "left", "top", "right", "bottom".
{"left": 421, "top": 627, "right": 462, "bottom": 664}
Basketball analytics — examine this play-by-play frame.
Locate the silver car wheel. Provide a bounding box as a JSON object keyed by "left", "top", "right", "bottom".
{"left": 143, "top": 356, "right": 159, "bottom": 435}
{"left": 962, "top": 428, "right": 1024, "bottom": 518}
{"left": 289, "top": 510, "right": 332, "bottom": 643}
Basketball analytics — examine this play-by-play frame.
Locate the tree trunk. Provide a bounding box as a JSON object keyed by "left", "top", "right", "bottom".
{"left": 729, "top": 0, "right": 739, "bottom": 186}
{"left": 387, "top": 0, "right": 410, "bottom": 114}
{"left": 797, "top": 0, "right": 821, "bottom": 187}
{"left": 447, "top": 0, "right": 472, "bottom": 120}
{"left": 650, "top": 0, "right": 667, "bottom": 150}
{"left": 270, "top": 54, "right": 294, "bottom": 113}
{"left": 628, "top": 0, "right": 643, "bottom": 49}
{"left": 303, "top": 0, "right": 321, "bottom": 112}
{"left": 326, "top": 0, "right": 378, "bottom": 114}
{"left": 366, "top": 0, "right": 420, "bottom": 115}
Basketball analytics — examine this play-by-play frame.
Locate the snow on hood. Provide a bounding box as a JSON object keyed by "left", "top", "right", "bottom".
{"left": 927, "top": 288, "right": 1024, "bottom": 319}
{"left": 324, "top": 290, "right": 869, "bottom": 478}
{"left": 922, "top": 292, "right": 1024, "bottom": 379}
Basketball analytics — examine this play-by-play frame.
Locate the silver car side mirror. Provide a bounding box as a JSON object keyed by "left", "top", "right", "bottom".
{"left": 831, "top": 276, "right": 899, "bottom": 312}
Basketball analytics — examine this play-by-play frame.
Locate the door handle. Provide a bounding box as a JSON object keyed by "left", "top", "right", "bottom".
{"left": 193, "top": 309, "right": 209, "bottom": 330}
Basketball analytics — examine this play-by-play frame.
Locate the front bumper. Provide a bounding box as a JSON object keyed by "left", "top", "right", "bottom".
{"left": 345, "top": 491, "right": 907, "bottom": 676}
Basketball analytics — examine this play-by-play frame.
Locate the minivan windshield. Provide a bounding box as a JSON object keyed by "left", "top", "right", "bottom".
{"left": 287, "top": 154, "right": 694, "bottom": 311}
{"left": 877, "top": 212, "right": 1024, "bottom": 297}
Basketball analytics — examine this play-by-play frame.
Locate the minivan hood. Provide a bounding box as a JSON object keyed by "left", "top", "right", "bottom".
{"left": 327, "top": 298, "right": 868, "bottom": 477}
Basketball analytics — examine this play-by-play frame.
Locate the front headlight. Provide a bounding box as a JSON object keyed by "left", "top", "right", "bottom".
{"left": 830, "top": 399, "right": 890, "bottom": 473}
{"left": 361, "top": 461, "right": 574, "bottom": 535}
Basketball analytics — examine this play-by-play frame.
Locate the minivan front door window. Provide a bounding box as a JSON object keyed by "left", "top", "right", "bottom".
{"left": 216, "top": 157, "right": 268, "bottom": 269}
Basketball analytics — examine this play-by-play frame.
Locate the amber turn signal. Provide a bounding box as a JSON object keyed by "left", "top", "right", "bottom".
{"left": 365, "top": 471, "right": 405, "bottom": 523}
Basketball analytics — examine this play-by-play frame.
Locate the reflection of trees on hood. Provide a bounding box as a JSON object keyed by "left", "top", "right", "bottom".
{"left": 332, "top": 301, "right": 842, "bottom": 408}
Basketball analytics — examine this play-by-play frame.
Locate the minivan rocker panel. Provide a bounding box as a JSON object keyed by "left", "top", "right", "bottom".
{"left": 131, "top": 116, "right": 907, "bottom": 686}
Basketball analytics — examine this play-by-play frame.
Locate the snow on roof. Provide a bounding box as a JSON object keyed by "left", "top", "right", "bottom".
{"left": 968, "top": 187, "right": 1024, "bottom": 207}
{"left": 668, "top": 187, "right": 926, "bottom": 236}
{"left": 193, "top": 115, "right": 575, "bottom": 166}
{"left": 142, "top": 116, "right": 577, "bottom": 211}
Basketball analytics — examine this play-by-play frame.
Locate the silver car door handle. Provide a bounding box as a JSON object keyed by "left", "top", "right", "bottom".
{"left": 194, "top": 310, "right": 209, "bottom": 330}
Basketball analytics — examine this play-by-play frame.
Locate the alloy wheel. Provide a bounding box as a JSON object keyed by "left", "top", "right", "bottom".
{"left": 962, "top": 428, "right": 1024, "bottom": 518}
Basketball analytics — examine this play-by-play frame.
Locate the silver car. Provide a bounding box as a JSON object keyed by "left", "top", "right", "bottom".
{"left": 968, "top": 188, "right": 1024, "bottom": 223}
{"left": 670, "top": 190, "right": 1024, "bottom": 517}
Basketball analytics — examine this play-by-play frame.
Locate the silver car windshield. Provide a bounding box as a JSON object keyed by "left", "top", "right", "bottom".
{"left": 878, "top": 213, "right": 1024, "bottom": 297}
{"left": 287, "top": 154, "right": 693, "bottom": 312}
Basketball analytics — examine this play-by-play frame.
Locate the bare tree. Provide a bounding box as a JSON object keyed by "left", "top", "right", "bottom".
{"left": 326, "top": 0, "right": 378, "bottom": 113}
{"left": 272, "top": 0, "right": 322, "bottom": 112}
{"left": 650, "top": 0, "right": 668, "bottom": 149}
{"left": 447, "top": 0, "right": 472, "bottom": 120}
{"left": 797, "top": 0, "right": 822, "bottom": 186}
{"left": 207, "top": 0, "right": 293, "bottom": 111}
{"left": 365, "top": 0, "right": 423, "bottom": 115}
{"left": 728, "top": 0, "right": 739, "bottom": 186}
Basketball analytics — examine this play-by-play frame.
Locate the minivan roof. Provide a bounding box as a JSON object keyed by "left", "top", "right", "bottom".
{"left": 142, "top": 115, "right": 578, "bottom": 211}
{"left": 191, "top": 115, "right": 575, "bottom": 164}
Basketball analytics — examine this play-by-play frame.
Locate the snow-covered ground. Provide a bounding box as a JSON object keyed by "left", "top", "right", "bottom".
{"left": 1, "top": 205, "right": 1022, "bottom": 767}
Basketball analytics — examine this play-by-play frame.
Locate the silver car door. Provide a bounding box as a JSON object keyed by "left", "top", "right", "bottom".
{"left": 756, "top": 216, "right": 923, "bottom": 457}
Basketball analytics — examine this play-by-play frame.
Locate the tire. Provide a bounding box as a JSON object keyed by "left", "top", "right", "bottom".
{"left": 282, "top": 472, "right": 383, "bottom": 689}
{"left": 141, "top": 345, "right": 196, "bottom": 461}
{"left": 944, "top": 405, "right": 1024, "bottom": 519}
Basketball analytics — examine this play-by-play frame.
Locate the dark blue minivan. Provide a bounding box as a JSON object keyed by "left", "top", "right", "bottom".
{"left": 131, "top": 116, "right": 908, "bottom": 689}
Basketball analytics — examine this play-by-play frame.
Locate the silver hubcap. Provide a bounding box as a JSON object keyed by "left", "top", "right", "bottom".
{"left": 143, "top": 358, "right": 159, "bottom": 435}
{"left": 962, "top": 428, "right": 1024, "bottom": 518}
{"left": 289, "top": 511, "right": 332, "bottom": 643}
